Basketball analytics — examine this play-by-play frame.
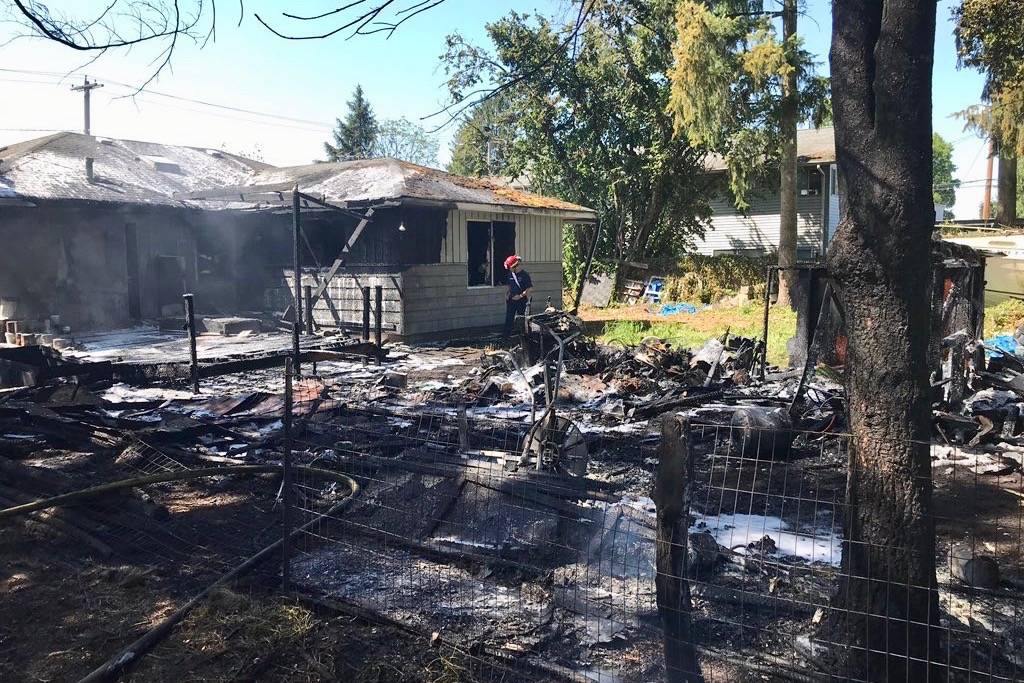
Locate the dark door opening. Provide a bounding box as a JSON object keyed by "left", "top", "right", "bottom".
{"left": 154, "top": 255, "right": 186, "bottom": 316}
{"left": 124, "top": 224, "right": 141, "bottom": 320}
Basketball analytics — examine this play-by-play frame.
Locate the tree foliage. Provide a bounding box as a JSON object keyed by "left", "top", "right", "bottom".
{"left": 324, "top": 85, "right": 378, "bottom": 161}
{"left": 448, "top": 96, "right": 518, "bottom": 177}
{"left": 374, "top": 117, "right": 439, "bottom": 167}
{"left": 955, "top": 0, "right": 1024, "bottom": 155}
{"left": 932, "top": 132, "right": 960, "bottom": 208}
{"left": 441, "top": 0, "right": 711, "bottom": 282}
{"left": 666, "top": 0, "right": 831, "bottom": 208}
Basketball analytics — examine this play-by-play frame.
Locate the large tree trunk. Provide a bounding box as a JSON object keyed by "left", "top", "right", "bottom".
{"left": 776, "top": 0, "right": 799, "bottom": 308}
{"left": 997, "top": 150, "right": 1018, "bottom": 228}
{"left": 817, "top": 1, "right": 943, "bottom": 681}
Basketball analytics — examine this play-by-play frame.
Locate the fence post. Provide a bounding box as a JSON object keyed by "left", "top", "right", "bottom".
{"left": 759, "top": 265, "right": 773, "bottom": 380}
{"left": 362, "top": 286, "right": 371, "bottom": 342}
{"left": 281, "top": 357, "right": 294, "bottom": 592}
{"left": 374, "top": 285, "right": 383, "bottom": 365}
{"left": 304, "top": 284, "right": 314, "bottom": 335}
{"left": 183, "top": 293, "right": 199, "bottom": 394}
{"left": 654, "top": 415, "right": 702, "bottom": 683}
{"left": 291, "top": 187, "right": 302, "bottom": 376}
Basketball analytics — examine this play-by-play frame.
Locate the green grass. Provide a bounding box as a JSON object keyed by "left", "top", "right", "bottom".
{"left": 596, "top": 300, "right": 1024, "bottom": 369}
{"left": 597, "top": 303, "right": 797, "bottom": 367}
{"left": 984, "top": 299, "right": 1024, "bottom": 338}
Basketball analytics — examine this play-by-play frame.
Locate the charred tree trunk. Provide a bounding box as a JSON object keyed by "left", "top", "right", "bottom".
{"left": 818, "top": 2, "right": 943, "bottom": 681}
{"left": 997, "top": 149, "right": 1017, "bottom": 228}
{"left": 776, "top": 0, "right": 799, "bottom": 308}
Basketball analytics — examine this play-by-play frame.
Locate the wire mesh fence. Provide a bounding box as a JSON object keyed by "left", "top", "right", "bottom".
{"left": 281, "top": 361, "right": 1024, "bottom": 683}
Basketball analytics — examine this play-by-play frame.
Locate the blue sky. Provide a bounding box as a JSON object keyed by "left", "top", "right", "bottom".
{"left": 0, "top": 0, "right": 994, "bottom": 216}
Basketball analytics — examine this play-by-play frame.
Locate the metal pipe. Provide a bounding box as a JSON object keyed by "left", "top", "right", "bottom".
{"left": 291, "top": 187, "right": 302, "bottom": 374}
{"left": 304, "top": 284, "right": 314, "bottom": 335}
{"left": 281, "top": 357, "right": 293, "bottom": 592}
{"left": 183, "top": 293, "right": 199, "bottom": 394}
{"left": 362, "top": 287, "right": 371, "bottom": 342}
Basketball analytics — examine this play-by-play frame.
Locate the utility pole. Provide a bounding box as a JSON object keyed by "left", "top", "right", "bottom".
{"left": 71, "top": 76, "right": 103, "bottom": 135}
{"left": 982, "top": 137, "right": 995, "bottom": 221}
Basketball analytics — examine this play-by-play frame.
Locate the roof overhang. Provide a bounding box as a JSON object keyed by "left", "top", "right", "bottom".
{"left": 177, "top": 187, "right": 597, "bottom": 221}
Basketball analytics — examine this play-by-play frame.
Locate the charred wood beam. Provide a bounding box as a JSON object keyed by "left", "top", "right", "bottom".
{"left": 108, "top": 345, "right": 384, "bottom": 384}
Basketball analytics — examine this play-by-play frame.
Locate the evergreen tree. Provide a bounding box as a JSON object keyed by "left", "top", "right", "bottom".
{"left": 324, "top": 85, "right": 379, "bottom": 161}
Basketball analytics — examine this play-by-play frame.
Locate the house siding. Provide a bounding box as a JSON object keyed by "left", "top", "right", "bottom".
{"left": 294, "top": 208, "right": 565, "bottom": 338}
{"left": 402, "top": 261, "right": 562, "bottom": 336}
{"left": 441, "top": 210, "right": 562, "bottom": 264}
{"left": 693, "top": 184, "right": 826, "bottom": 259}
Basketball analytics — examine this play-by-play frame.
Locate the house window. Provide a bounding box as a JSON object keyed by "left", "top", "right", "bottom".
{"left": 798, "top": 167, "right": 823, "bottom": 195}
{"left": 467, "top": 220, "right": 516, "bottom": 287}
{"left": 830, "top": 165, "right": 839, "bottom": 196}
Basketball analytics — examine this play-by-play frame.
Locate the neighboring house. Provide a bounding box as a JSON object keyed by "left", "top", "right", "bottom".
{"left": 692, "top": 127, "right": 840, "bottom": 260}
{"left": 189, "top": 159, "right": 596, "bottom": 337}
{"left": 0, "top": 132, "right": 594, "bottom": 337}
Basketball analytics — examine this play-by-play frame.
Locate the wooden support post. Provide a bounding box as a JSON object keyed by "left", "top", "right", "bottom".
{"left": 304, "top": 284, "right": 314, "bottom": 335}
{"left": 281, "top": 357, "right": 294, "bottom": 592}
{"left": 291, "top": 187, "right": 302, "bottom": 375}
{"left": 759, "top": 266, "right": 773, "bottom": 380}
{"left": 183, "top": 293, "right": 199, "bottom": 394}
{"left": 572, "top": 220, "right": 601, "bottom": 313}
{"left": 374, "top": 285, "right": 383, "bottom": 353}
{"left": 362, "top": 287, "right": 371, "bottom": 342}
{"left": 653, "top": 415, "right": 702, "bottom": 683}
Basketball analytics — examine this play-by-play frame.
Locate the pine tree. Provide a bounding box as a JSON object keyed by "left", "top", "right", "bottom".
{"left": 324, "top": 85, "right": 379, "bottom": 161}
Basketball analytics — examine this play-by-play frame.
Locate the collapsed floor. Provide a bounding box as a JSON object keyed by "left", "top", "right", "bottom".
{"left": 1, "top": 323, "right": 1023, "bottom": 682}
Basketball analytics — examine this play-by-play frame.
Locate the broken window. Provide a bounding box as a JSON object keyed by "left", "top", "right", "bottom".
{"left": 467, "top": 220, "right": 516, "bottom": 287}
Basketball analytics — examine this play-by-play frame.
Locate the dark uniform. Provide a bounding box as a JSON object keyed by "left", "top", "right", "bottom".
{"left": 504, "top": 268, "right": 533, "bottom": 338}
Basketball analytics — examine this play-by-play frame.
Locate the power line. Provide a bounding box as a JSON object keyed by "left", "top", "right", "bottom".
{"left": 0, "top": 67, "right": 333, "bottom": 128}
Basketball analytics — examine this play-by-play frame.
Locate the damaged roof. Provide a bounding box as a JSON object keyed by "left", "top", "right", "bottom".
{"left": 185, "top": 158, "right": 597, "bottom": 219}
{"left": 703, "top": 127, "right": 836, "bottom": 172}
{"left": 0, "top": 132, "right": 270, "bottom": 206}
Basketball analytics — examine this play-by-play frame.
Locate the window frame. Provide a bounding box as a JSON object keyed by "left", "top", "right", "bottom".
{"left": 466, "top": 219, "right": 517, "bottom": 289}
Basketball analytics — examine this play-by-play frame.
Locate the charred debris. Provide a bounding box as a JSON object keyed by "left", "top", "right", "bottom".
{"left": 3, "top": 239, "right": 1022, "bottom": 680}
{"left": 0, "top": 240, "right": 1006, "bottom": 490}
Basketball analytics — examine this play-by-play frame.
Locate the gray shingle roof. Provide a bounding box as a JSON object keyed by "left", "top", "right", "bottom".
{"left": 186, "top": 158, "right": 596, "bottom": 217}
{"left": 703, "top": 127, "right": 836, "bottom": 172}
{"left": 0, "top": 132, "right": 595, "bottom": 218}
{"left": 0, "top": 132, "right": 270, "bottom": 206}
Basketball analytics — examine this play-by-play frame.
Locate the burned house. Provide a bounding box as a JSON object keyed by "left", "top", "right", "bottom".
{"left": 0, "top": 132, "right": 276, "bottom": 330}
{"left": 187, "top": 159, "right": 597, "bottom": 337}
{"left": 0, "top": 133, "right": 594, "bottom": 338}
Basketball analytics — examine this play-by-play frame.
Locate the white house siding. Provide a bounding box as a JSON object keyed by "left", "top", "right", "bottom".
{"left": 439, "top": 209, "right": 563, "bottom": 264}
{"left": 290, "top": 269, "right": 405, "bottom": 334}
{"left": 693, "top": 189, "right": 826, "bottom": 258}
{"left": 402, "top": 261, "right": 563, "bottom": 336}
{"left": 403, "top": 209, "right": 564, "bottom": 336}
{"left": 291, "top": 209, "right": 565, "bottom": 338}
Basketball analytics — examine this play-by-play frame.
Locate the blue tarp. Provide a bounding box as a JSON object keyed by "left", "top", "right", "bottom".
{"left": 985, "top": 334, "right": 1019, "bottom": 357}
{"left": 659, "top": 302, "right": 698, "bottom": 316}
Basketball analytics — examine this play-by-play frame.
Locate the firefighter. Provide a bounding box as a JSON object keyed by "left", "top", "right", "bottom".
{"left": 503, "top": 255, "right": 533, "bottom": 339}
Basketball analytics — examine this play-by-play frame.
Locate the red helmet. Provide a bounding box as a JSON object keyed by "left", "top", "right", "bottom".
{"left": 503, "top": 255, "right": 521, "bottom": 270}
